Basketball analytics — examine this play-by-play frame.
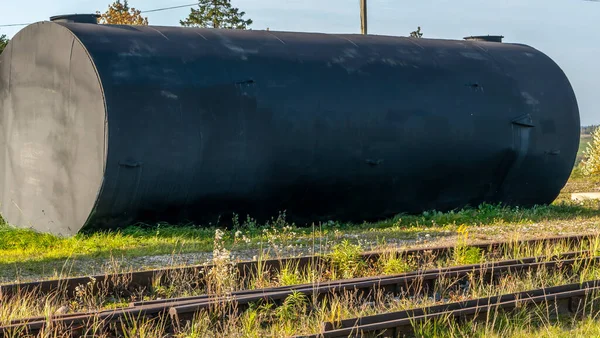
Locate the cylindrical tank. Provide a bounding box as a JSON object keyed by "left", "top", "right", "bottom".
{"left": 0, "top": 17, "right": 580, "bottom": 235}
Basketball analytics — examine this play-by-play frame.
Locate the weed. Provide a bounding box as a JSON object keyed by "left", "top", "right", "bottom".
{"left": 119, "top": 311, "right": 169, "bottom": 338}
{"left": 276, "top": 291, "right": 308, "bottom": 321}
{"left": 377, "top": 251, "right": 414, "bottom": 275}
{"left": 246, "top": 252, "right": 272, "bottom": 290}
{"left": 453, "top": 224, "right": 483, "bottom": 265}
{"left": 413, "top": 313, "right": 454, "bottom": 338}
{"left": 204, "top": 229, "right": 237, "bottom": 296}
{"left": 277, "top": 264, "right": 302, "bottom": 286}
{"left": 325, "top": 240, "right": 365, "bottom": 280}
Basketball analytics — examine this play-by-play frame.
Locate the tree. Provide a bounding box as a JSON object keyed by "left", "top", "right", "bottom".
{"left": 0, "top": 34, "right": 8, "bottom": 55}
{"left": 410, "top": 26, "right": 423, "bottom": 38}
{"left": 582, "top": 125, "right": 600, "bottom": 135}
{"left": 180, "top": 0, "right": 253, "bottom": 29}
{"left": 98, "top": 0, "right": 149, "bottom": 25}
{"left": 582, "top": 126, "right": 600, "bottom": 176}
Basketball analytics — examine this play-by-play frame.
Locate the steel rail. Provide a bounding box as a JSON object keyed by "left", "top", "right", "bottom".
{"left": 2, "top": 251, "right": 594, "bottom": 336}
{"left": 1, "top": 234, "right": 594, "bottom": 301}
{"left": 131, "top": 248, "right": 588, "bottom": 308}
{"left": 1, "top": 244, "right": 597, "bottom": 336}
{"left": 167, "top": 254, "right": 599, "bottom": 326}
{"left": 300, "top": 279, "right": 600, "bottom": 338}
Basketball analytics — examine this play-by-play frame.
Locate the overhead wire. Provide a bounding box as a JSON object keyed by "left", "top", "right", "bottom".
{"left": 0, "top": 23, "right": 31, "bottom": 28}
{"left": 140, "top": 2, "right": 197, "bottom": 14}
{"left": 0, "top": 2, "right": 198, "bottom": 28}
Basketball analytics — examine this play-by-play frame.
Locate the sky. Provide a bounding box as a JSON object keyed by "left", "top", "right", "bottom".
{"left": 1, "top": 0, "right": 598, "bottom": 126}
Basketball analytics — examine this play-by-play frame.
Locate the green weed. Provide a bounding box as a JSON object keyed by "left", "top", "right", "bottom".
{"left": 377, "top": 251, "right": 415, "bottom": 275}
{"left": 453, "top": 224, "right": 484, "bottom": 265}
{"left": 325, "top": 240, "right": 365, "bottom": 280}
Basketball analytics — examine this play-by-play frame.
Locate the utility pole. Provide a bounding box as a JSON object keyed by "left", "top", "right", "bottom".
{"left": 360, "top": 0, "right": 367, "bottom": 34}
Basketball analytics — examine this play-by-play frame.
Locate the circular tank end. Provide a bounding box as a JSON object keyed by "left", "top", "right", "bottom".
{"left": 0, "top": 22, "right": 106, "bottom": 236}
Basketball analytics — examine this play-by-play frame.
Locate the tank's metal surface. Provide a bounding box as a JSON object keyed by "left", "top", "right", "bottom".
{"left": 49, "top": 14, "right": 100, "bottom": 24}
{"left": 0, "top": 19, "right": 580, "bottom": 235}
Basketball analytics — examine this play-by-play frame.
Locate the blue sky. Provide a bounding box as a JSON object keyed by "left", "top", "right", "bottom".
{"left": 1, "top": 0, "right": 598, "bottom": 125}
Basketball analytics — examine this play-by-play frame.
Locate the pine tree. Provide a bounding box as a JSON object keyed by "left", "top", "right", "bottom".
{"left": 180, "top": 0, "right": 253, "bottom": 29}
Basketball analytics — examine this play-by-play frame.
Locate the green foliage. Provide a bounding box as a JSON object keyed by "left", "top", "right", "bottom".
{"left": 381, "top": 202, "right": 600, "bottom": 230}
{"left": 0, "top": 223, "right": 215, "bottom": 267}
{"left": 276, "top": 291, "right": 308, "bottom": 321}
{"left": 378, "top": 253, "right": 413, "bottom": 275}
{"left": 410, "top": 26, "right": 423, "bottom": 38}
{"left": 454, "top": 246, "right": 483, "bottom": 265}
{"left": 2, "top": 198, "right": 600, "bottom": 278}
{"left": 0, "top": 34, "right": 9, "bottom": 55}
{"left": 326, "top": 240, "right": 365, "bottom": 279}
{"left": 0, "top": 225, "right": 59, "bottom": 251}
{"left": 453, "top": 224, "right": 483, "bottom": 265}
{"left": 240, "top": 305, "right": 264, "bottom": 338}
{"left": 278, "top": 266, "right": 302, "bottom": 286}
{"left": 413, "top": 315, "right": 453, "bottom": 337}
{"left": 180, "top": 0, "right": 253, "bottom": 29}
{"left": 582, "top": 126, "right": 600, "bottom": 176}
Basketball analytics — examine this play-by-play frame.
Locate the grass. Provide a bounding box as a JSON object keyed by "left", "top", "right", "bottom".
{"left": 1, "top": 197, "right": 600, "bottom": 282}
{"left": 414, "top": 310, "right": 600, "bottom": 338}
{"left": 1, "top": 233, "right": 598, "bottom": 321}
{"left": 3, "top": 224, "right": 600, "bottom": 336}
{"left": 0, "top": 223, "right": 216, "bottom": 263}
{"left": 68, "top": 253, "right": 600, "bottom": 336}
{"left": 168, "top": 253, "right": 600, "bottom": 338}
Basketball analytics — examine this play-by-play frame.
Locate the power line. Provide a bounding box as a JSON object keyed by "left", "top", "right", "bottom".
{"left": 0, "top": 2, "right": 199, "bottom": 28}
{"left": 0, "top": 23, "right": 31, "bottom": 28}
{"left": 141, "top": 3, "right": 198, "bottom": 14}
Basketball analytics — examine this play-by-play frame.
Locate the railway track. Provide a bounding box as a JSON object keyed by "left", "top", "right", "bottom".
{"left": 1, "top": 248, "right": 597, "bottom": 337}
{"left": 298, "top": 279, "right": 600, "bottom": 338}
{"left": 0, "top": 234, "right": 595, "bottom": 301}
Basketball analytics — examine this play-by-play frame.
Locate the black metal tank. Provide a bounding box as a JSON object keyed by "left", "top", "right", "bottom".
{"left": 0, "top": 15, "right": 580, "bottom": 235}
